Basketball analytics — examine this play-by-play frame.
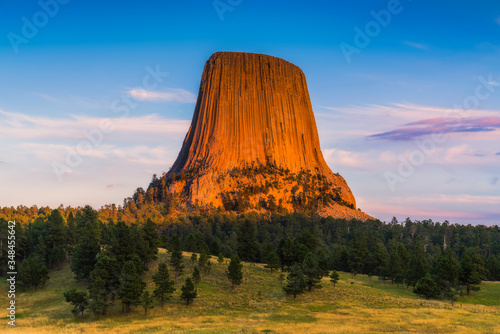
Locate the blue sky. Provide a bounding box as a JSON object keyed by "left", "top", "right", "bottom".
{"left": 1, "top": 0, "right": 500, "bottom": 225}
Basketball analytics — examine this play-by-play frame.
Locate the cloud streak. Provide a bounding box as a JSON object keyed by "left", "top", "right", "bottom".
{"left": 404, "top": 41, "right": 429, "bottom": 50}
{"left": 369, "top": 116, "right": 500, "bottom": 141}
{"left": 128, "top": 88, "right": 197, "bottom": 103}
{"left": 0, "top": 109, "right": 190, "bottom": 141}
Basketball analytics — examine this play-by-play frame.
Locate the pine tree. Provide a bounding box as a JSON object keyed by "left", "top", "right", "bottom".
{"left": 198, "top": 249, "right": 210, "bottom": 270}
{"left": 40, "top": 265, "right": 50, "bottom": 288}
{"left": 413, "top": 273, "right": 440, "bottom": 299}
{"left": 89, "top": 253, "right": 120, "bottom": 301}
{"left": 45, "top": 209, "right": 68, "bottom": 268}
{"left": 152, "top": 263, "right": 175, "bottom": 307}
{"left": 317, "top": 251, "right": 330, "bottom": 278}
{"left": 226, "top": 254, "right": 243, "bottom": 289}
{"left": 237, "top": 220, "right": 260, "bottom": 262}
{"left": 278, "top": 273, "right": 285, "bottom": 286}
{"left": 486, "top": 254, "right": 500, "bottom": 281}
{"left": 264, "top": 251, "right": 280, "bottom": 273}
{"left": 180, "top": 277, "right": 197, "bottom": 306}
{"left": 185, "top": 233, "right": 198, "bottom": 253}
{"left": 192, "top": 265, "right": 201, "bottom": 286}
{"left": 88, "top": 276, "right": 110, "bottom": 317}
{"left": 217, "top": 252, "right": 224, "bottom": 266}
{"left": 386, "top": 246, "right": 403, "bottom": 284}
{"left": 348, "top": 232, "right": 369, "bottom": 275}
{"left": 445, "top": 287, "right": 460, "bottom": 306}
{"left": 63, "top": 289, "right": 88, "bottom": 318}
{"left": 432, "top": 249, "right": 459, "bottom": 296}
{"left": 283, "top": 264, "right": 306, "bottom": 298}
{"left": 370, "top": 242, "right": 388, "bottom": 277}
{"left": 19, "top": 256, "right": 50, "bottom": 289}
{"left": 330, "top": 270, "right": 340, "bottom": 288}
{"left": 277, "top": 238, "right": 296, "bottom": 271}
{"left": 71, "top": 221, "right": 100, "bottom": 280}
{"left": 459, "top": 249, "right": 487, "bottom": 295}
{"left": 404, "top": 242, "right": 428, "bottom": 288}
{"left": 109, "top": 221, "right": 135, "bottom": 267}
{"left": 191, "top": 253, "right": 198, "bottom": 264}
{"left": 66, "top": 212, "right": 77, "bottom": 261}
{"left": 140, "top": 291, "right": 155, "bottom": 316}
{"left": 119, "top": 261, "right": 146, "bottom": 313}
{"left": 142, "top": 219, "right": 160, "bottom": 266}
{"left": 75, "top": 205, "right": 99, "bottom": 234}
{"left": 302, "top": 252, "right": 322, "bottom": 292}
{"left": 170, "top": 235, "right": 184, "bottom": 284}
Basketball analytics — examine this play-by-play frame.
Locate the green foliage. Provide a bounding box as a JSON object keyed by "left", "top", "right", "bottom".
{"left": 413, "top": 273, "right": 440, "bottom": 299}
{"left": 119, "top": 261, "right": 146, "bottom": 313}
{"left": 45, "top": 209, "right": 68, "bottom": 268}
{"left": 142, "top": 219, "right": 160, "bottom": 265}
{"left": 180, "top": 277, "right": 197, "bottom": 306}
{"left": 170, "top": 235, "right": 184, "bottom": 284}
{"left": 264, "top": 251, "right": 280, "bottom": 273}
{"left": 198, "top": 249, "right": 210, "bottom": 270}
{"left": 152, "top": 262, "right": 175, "bottom": 307}
{"left": 191, "top": 252, "right": 198, "bottom": 264}
{"left": 330, "top": 270, "right": 340, "bottom": 288}
{"left": 63, "top": 289, "right": 88, "bottom": 318}
{"left": 88, "top": 276, "right": 110, "bottom": 317}
{"left": 486, "top": 254, "right": 500, "bottom": 281}
{"left": 432, "top": 249, "right": 459, "bottom": 295}
{"left": 71, "top": 221, "right": 100, "bottom": 280}
{"left": 19, "top": 256, "right": 50, "bottom": 290}
{"left": 140, "top": 291, "right": 155, "bottom": 316}
{"left": 217, "top": 252, "right": 224, "bottom": 266}
{"left": 237, "top": 220, "right": 260, "bottom": 263}
{"left": 302, "top": 252, "right": 322, "bottom": 292}
{"left": 108, "top": 221, "right": 134, "bottom": 267}
{"left": 283, "top": 264, "right": 306, "bottom": 298}
{"left": 404, "top": 242, "right": 428, "bottom": 288}
{"left": 185, "top": 234, "right": 198, "bottom": 253}
{"left": 459, "top": 249, "right": 487, "bottom": 295}
{"left": 192, "top": 265, "right": 201, "bottom": 286}
{"left": 89, "top": 253, "right": 120, "bottom": 302}
{"left": 226, "top": 254, "right": 243, "bottom": 288}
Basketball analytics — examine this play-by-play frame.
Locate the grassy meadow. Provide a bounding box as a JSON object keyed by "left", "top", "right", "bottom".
{"left": 1, "top": 248, "right": 499, "bottom": 333}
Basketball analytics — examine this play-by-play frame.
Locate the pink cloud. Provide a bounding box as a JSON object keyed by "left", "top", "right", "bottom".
{"left": 370, "top": 116, "right": 500, "bottom": 140}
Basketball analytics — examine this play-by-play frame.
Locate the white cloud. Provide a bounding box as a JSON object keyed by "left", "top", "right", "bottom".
{"left": 128, "top": 88, "right": 197, "bottom": 103}
{"left": 323, "top": 148, "right": 372, "bottom": 170}
{"left": 0, "top": 109, "right": 190, "bottom": 141}
{"left": 404, "top": 41, "right": 429, "bottom": 50}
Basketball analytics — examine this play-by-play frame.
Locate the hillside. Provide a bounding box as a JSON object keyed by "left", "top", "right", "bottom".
{"left": 1, "top": 249, "right": 499, "bottom": 334}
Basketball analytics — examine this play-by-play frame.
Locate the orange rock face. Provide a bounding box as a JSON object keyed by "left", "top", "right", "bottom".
{"left": 162, "top": 52, "right": 371, "bottom": 220}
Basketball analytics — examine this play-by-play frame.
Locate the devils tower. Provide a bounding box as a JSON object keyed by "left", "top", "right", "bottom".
{"left": 146, "top": 52, "right": 372, "bottom": 220}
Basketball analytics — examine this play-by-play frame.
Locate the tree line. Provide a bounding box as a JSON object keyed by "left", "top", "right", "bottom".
{"left": 1, "top": 208, "right": 499, "bottom": 312}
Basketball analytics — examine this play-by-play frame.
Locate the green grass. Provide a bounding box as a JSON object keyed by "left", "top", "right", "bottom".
{"left": 1, "top": 250, "right": 499, "bottom": 333}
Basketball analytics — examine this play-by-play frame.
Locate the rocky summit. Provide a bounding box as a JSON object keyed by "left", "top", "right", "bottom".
{"left": 145, "top": 52, "right": 373, "bottom": 220}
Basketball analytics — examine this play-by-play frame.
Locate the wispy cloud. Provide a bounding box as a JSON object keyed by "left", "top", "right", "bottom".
{"left": 0, "top": 109, "right": 190, "bottom": 141}
{"left": 404, "top": 41, "right": 429, "bottom": 50}
{"left": 128, "top": 88, "right": 197, "bottom": 103}
{"left": 369, "top": 116, "right": 500, "bottom": 141}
